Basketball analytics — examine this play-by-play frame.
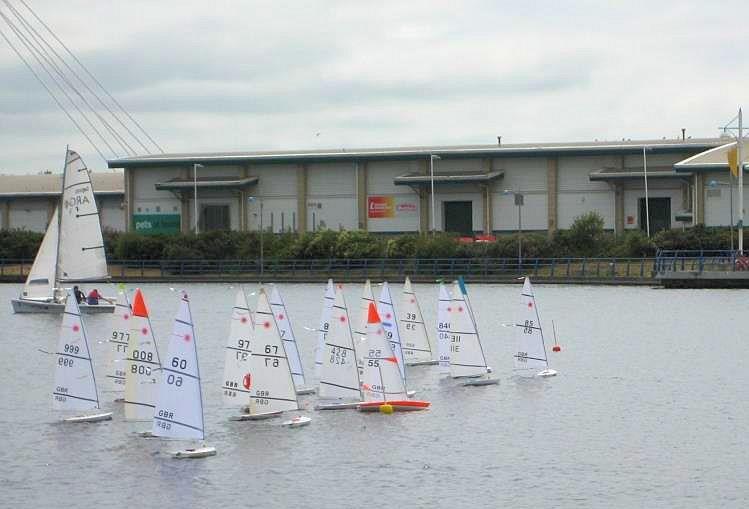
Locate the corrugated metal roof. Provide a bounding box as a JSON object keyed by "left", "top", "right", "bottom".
{"left": 0, "top": 172, "right": 123, "bottom": 197}
{"left": 107, "top": 138, "right": 723, "bottom": 168}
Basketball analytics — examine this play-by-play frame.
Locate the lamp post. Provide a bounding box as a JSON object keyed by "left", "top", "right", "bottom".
{"left": 430, "top": 154, "right": 441, "bottom": 235}
{"left": 709, "top": 179, "right": 735, "bottom": 252}
{"left": 720, "top": 108, "right": 744, "bottom": 253}
{"left": 503, "top": 189, "right": 524, "bottom": 268}
{"left": 643, "top": 146, "right": 650, "bottom": 238}
{"left": 248, "top": 196, "right": 264, "bottom": 277}
{"left": 193, "top": 163, "right": 203, "bottom": 234}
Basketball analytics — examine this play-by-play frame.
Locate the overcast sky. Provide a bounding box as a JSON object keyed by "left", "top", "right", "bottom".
{"left": 0, "top": 0, "right": 747, "bottom": 174}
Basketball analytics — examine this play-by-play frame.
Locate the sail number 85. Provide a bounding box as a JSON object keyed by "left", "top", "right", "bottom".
{"left": 522, "top": 320, "right": 534, "bottom": 334}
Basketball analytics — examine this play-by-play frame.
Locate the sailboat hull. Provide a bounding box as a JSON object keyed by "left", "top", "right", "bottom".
{"left": 12, "top": 298, "right": 114, "bottom": 314}
{"left": 62, "top": 411, "right": 113, "bottom": 423}
{"left": 406, "top": 360, "right": 439, "bottom": 366}
{"left": 172, "top": 446, "right": 217, "bottom": 459}
{"left": 358, "top": 400, "right": 430, "bottom": 412}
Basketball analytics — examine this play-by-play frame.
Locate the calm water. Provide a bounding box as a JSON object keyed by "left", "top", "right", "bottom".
{"left": 0, "top": 282, "right": 747, "bottom": 508}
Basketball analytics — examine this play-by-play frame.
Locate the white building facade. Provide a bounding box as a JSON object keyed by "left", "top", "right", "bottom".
{"left": 108, "top": 139, "right": 722, "bottom": 237}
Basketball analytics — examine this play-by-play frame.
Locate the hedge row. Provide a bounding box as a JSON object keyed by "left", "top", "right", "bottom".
{"left": 0, "top": 213, "right": 741, "bottom": 261}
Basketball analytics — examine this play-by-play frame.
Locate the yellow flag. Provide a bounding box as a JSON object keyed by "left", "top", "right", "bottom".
{"left": 728, "top": 146, "right": 738, "bottom": 177}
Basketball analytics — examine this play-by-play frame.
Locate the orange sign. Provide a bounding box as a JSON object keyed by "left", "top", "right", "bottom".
{"left": 368, "top": 196, "right": 395, "bottom": 218}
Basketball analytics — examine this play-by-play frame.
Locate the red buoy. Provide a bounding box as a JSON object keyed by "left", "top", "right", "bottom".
{"left": 552, "top": 345, "right": 561, "bottom": 352}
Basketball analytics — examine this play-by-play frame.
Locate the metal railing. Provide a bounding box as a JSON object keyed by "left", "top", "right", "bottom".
{"left": 0, "top": 257, "right": 658, "bottom": 281}
{"left": 655, "top": 249, "right": 746, "bottom": 274}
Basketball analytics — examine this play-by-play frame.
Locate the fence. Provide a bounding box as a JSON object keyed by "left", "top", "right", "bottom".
{"left": 0, "top": 257, "right": 658, "bottom": 282}
{"left": 654, "top": 249, "right": 745, "bottom": 274}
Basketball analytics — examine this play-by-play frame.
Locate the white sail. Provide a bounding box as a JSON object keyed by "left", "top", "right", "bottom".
{"left": 248, "top": 289, "right": 299, "bottom": 414}
{"left": 21, "top": 207, "right": 59, "bottom": 301}
{"left": 360, "top": 303, "right": 407, "bottom": 402}
{"left": 105, "top": 289, "right": 131, "bottom": 393}
{"left": 269, "top": 286, "right": 306, "bottom": 389}
{"left": 52, "top": 291, "right": 99, "bottom": 411}
{"left": 222, "top": 289, "right": 253, "bottom": 406}
{"left": 437, "top": 282, "right": 452, "bottom": 373}
{"left": 354, "top": 279, "right": 376, "bottom": 347}
{"left": 399, "top": 277, "right": 434, "bottom": 364}
{"left": 124, "top": 288, "right": 161, "bottom": 421}
{"left": 153, "top": 292, "right": 205, "bottom": 440}
{"left": 318, "top": 284, "right": 361, "bottom": 402}
{"left": 377, "top": 282, "right": 406, "bottom": 380}
{"left": 448, "top": 281, "right": 489, "bottom": 378}
{"left": 57, "top": 149, "right": 108, "bottom": 282}
{"left": 514, "top": 277, "right": 550, "bottom": 376}
{"left": 313, "top": 279, "right": 336, "bottom": 377}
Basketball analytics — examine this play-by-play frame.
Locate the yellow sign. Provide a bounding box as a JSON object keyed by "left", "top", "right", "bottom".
{"left": 728, "top": 146, "right": 738, "bottom": 177}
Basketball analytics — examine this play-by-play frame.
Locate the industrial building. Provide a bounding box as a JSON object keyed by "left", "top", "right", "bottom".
{"left": 105, "top": 138, "right": 724, "bottom": 236}
{"left": 3, "top": 137, "right": 739, "bottom": 236}
{"left": 0, "top": 172, "right": 124, "bottom": 232}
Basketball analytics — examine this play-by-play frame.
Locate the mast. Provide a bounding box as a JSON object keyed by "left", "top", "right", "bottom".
{"left": 53, "top": 146, "right": 68, "bottom": 298}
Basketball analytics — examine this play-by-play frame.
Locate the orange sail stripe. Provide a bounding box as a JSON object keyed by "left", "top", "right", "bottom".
{"left": 131, "top": 288, "right": 149, "bottom": 317}
{"left": 367, "top": 302, "right": 380, "bottom": 324}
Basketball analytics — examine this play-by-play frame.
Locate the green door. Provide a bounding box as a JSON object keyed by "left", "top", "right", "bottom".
{"left": 443, "top": 201, "right": 473, "bottom": 235}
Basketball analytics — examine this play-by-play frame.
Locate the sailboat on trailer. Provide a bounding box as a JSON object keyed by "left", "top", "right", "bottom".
{"left": 12, "top": 149, "right": 112, "bottom": 314}
{"left": 152, "top": 291, "right": 215, "bottom": 458}
{"left": 52, "top": 291, "right": 112, "bottom": 423}
{"left": 315, "top": 282, "right": 363, "bottom": 410}
{"left": 232, "top": 288, "right": 306, "bottom": 422}
{"left": 400, "top": 277, "right": 437, "bottom": 366}
{"left": 269, "top": 285, "right": 314, "bottom": 395}
{"left": 313, "top": 279, "right": 336, "bottom": 377}
{"left": 221, "top": 289, "right": 254, "bottom": 409}
{"left": 448, "top": 280, "right": 498, "bottom": 386}
{"left": 124, "top": 289, "right": 162, "bottom": 421}
{"left": 104, "top": 287, "right": 131, "bottom": 399}
{"left": 514, "top": 277, "right": 557, "bottom": 378}
{"left": 358, "top": 303, "right": 430, "bottom": 412}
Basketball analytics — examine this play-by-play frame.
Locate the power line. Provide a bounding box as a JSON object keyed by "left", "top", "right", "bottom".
{"left": 17, "top": 0, "right": 164, "bottom": 154}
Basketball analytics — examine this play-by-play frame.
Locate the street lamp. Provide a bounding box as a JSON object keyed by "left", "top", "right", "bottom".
{"left": 503, "top": 189, "right": 524, "bottom": 268}
{"left": 643, "top": 146, "right": 650, "bottom": 238}
{"left": 193, "top": 163, "right": 204, "bottom": 234}
{"left": 247, "top": 196, "right": 264, "bottom": 278}
{"left": 708, "top": 179, "right": 735, "bottom": 252}
{"left": 430, "top": 154, "right": 441, "bottom": 235}
{"left": 719, "top": 108, "right": 744, "bottom": 253}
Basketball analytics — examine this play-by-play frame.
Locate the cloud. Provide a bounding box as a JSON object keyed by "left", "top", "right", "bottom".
{"left": 0, "top": 0, "right": 748, "bottom": 173}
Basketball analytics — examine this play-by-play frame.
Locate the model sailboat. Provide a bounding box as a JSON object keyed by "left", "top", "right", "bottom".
{"left": 377, "top": 282, "right": 406, "bottom": 380}
{"left": 222, "top": 289, "right": 254, "bottom": 409}
{"left": 436, "top": 282, "right": 452, "bottom": 373}
{"left": 514, "top": 277, "right": 557, "bottom": 378}
{"left": 448, "top": 280, "right": 498, "bottom": 386}
{"left": 400, "top": 277, "right": 436, "bottom": 366}
{"left": 152, "top": 291, "right": 215, "bottom": 458}
{"left": 12, "top": 149, "right": 112, "bottom": 314}
{"left": 233, "top": 288, "right": 305, "bottom": 422}
{"left": 124, "top": 289, "right": 162, "bottom": 421}
{"left": 52, "top": 291, "right": 112, "bottom": 422}
{"left": 269, "top": 285, "right": 314, "bottom": 395}
{"left": 104, "top": 286, "right": 131, "bottom": 399}
{"left": 358, "top": 303, "right": 429, "bottom": 412}
{"left": 313, "top": 279, "right": 336, "bottom": 377}
{"left": 315, "top": 282, "right": 363, "bottom": 410}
